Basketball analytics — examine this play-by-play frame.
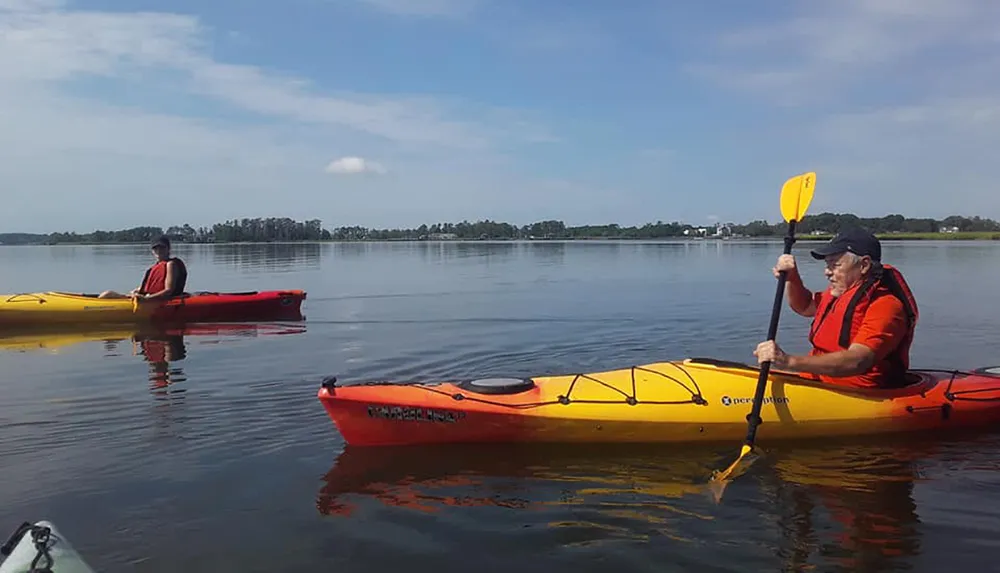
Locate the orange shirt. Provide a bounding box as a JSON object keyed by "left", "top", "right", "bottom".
{"left": 808, "top": 291, "right": 909, "bottom": 388}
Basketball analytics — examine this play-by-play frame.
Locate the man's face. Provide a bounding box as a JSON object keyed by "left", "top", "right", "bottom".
{"left": 823, "top": 251, "right": 869, "bottom": 297}
{"left": 152, "top": 244, "right": 169, "bottom": 260}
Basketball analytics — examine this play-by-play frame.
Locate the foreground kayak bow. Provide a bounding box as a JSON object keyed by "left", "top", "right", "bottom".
{"left": 0, "top": 521, "right": 95, "bottom": 573}
{"left": 317, "top": 357, "right": 1000, "bottom": 447}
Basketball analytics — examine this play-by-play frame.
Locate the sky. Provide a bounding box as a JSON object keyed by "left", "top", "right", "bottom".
{"left": 1, "top": 0, "right": 998, "bottom": 233}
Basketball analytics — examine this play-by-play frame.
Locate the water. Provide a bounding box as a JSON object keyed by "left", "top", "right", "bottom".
{"left": 1, "top": 240, "right": 999, "bottom": 572}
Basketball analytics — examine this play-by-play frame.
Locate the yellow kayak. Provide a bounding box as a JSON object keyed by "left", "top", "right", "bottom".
{"left": 317, "top": 357, "right": 1000, "bottom": 447}
{"left": 0, "top": 290, "right": 306, "bottom": 326}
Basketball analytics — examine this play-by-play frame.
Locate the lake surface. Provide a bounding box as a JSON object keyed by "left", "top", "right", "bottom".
{"left": 1, "top": 239, "right": 999, "bottom": 572}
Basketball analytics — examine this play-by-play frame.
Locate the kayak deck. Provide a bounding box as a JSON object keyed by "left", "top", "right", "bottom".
{"left": 0, "top": 520, "right": 95, "bottom": 573}
{"left": 317, "top": 357, "right": 1000, "bottom": 447}
{"left": 0, "top": 289, "right": 306, "bottom": 326}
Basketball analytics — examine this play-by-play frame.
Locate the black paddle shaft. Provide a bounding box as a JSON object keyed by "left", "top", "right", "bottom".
{"left": 743, "top": 219, "right": 798, "bottom": 445}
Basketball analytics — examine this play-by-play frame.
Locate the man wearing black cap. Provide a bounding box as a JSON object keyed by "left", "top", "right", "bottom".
{"left": 98, "top": 235, "right": 188, "bottom": 300}
{"left": 753, "top": 227, "right": 919, "bottom": 389}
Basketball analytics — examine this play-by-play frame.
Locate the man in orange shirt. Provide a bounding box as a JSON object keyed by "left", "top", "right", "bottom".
{"left": 753, "top": 227, "right": 919, "bottom": 389}
{"left": 98, "top": 235, "right": 188, "bottom": 301}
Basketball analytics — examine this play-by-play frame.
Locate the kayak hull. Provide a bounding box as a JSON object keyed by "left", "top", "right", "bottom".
{"left": 317, "top": 358, "right": 1000, "bottom": 447}
{"left": 0, "top": 290, "right": 306, "bottom": 327}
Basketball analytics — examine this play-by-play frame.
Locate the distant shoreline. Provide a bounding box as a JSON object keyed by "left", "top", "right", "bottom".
{"left": 2, "top": 231, "right": 999, "bottom": 246}
{"left": 799, "top": 231, "right": 1000, "bottom": 241}
{"left": 2, "top": 214, "right": 999, "bottom": 245}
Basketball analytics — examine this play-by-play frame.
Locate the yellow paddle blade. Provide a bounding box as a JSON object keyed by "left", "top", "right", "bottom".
{"left": 779, "top": 171, "right": 816, "bottom": 223}
{"left": 707, "top": 444, "right": 766, "bottom": 503}
{"left": 710, "top": 444, "right": 753, "bottom": 483}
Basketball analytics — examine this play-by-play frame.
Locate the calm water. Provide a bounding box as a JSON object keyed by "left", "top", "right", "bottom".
{"left": 1, "top": 240, "right": 999, "bottom": 572}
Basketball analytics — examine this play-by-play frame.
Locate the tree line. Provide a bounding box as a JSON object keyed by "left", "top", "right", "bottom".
{"left": 1, "top": 214, "right": 998, "bottom": 245}
{"left": 0, "top": 218, "right": 330, "bottom": 245}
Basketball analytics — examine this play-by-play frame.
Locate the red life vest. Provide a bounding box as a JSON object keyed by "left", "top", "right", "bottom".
{"left": 806, "top": 263, "right": 919, "bottom": 388}
{"left": 139, "top": 257, "right": 187, "bottom": 297}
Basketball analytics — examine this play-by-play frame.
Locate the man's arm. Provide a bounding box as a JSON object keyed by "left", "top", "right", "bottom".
{"left": 785, "top": 343, "right": 876, "bottom": 377}
{"left": 141, "top": 261, "right": 177, "bottom": 301}
{"left": 785, "top": 274, "right": 816, "bottom": 317}
{"left": 772, "top": 255, "right": 816, "bottom": 317}
{"left": 757, "top": 295, "right": 908, "bottom": 376}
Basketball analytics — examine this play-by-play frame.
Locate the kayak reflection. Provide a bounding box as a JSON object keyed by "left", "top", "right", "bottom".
{"left": 0, "top": 321, "right": 307, "bottom": 355}
{"left": 1, "top": 321, "right": 306, "bottom": 400}
{"left": 315, "top": 436, "right": 990, "bottom": 570}
{"left": 318, "top": 443, "right": 706, "bottom": 515}
{"left": 0, "top": 321, "right": 306, "bottom": 398}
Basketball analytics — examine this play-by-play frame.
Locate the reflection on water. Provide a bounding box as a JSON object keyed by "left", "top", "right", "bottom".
{"left": 209, "top": 242, "right": 322, "bottom": 272}
{"left": 133, "top": 329, "right": 189, "bottom": 398}
{"left": 2, "top": 241, "right": 999, "bottom": 572}
{"left": 526, "top": 241, "right": 566, "bottom": 266}
{"left": 0, "top": 321, "right": 307, "bottom": 353}
{"left": 316, "top": 433, "right": 1000, "bottom": 571}
{"left": 414, "top": 241, "right": 520, "bottom": 265}
{"left": 0, "top": 322, "right": 307, "bottom": 401}
{"left": 765, "top": 444, "right": 924, "bottom": 572}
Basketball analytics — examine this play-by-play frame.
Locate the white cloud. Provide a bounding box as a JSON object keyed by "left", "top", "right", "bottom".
{"left": 325, "top": 156, "right": 387, "bottom": 175}
{"left": 0, "top": 0, "right": 547, "bottom": 149}
{"left": 0, "top": 0, "right": 569, "bottom": 232}
{"left": 353, "top": 0, "right": 480, "bottom": 18}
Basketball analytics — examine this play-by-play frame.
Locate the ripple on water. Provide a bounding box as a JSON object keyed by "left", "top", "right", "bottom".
{"left": 2, "top": 241, "right": 1000, "bottom": 572}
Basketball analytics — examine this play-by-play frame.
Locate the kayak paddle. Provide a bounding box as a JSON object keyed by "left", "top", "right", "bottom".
{"left": 708, "top": 171, "right": 816, "bottom": 497}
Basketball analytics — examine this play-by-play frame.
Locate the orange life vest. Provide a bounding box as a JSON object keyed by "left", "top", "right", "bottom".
{"left": 139, "top": 257, "right": 187, "bottom": 297}
{"left": 806, "top": 264, "right": 919, "bottom": 388}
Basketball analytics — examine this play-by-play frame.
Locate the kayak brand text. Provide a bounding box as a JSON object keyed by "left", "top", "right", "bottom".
{"left": 366, "top": 404, "right": 466, "bottom": 423}
{"left": 720, "top": 395, "right": 790, "bottom": 407}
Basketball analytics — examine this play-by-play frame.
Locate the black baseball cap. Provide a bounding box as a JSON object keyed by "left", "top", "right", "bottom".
{"left": 809, "top": 227, "right": 881, "bottom": 261}
{"left": 151, "top": 235, "right": 171, "bottom": 248}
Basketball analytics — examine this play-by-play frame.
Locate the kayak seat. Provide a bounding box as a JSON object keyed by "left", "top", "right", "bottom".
{"left": 688, "top": 357, "right": 929, "bottom": 389}
{"left": 456, "top": 377, "right": 536, "bottom": 395}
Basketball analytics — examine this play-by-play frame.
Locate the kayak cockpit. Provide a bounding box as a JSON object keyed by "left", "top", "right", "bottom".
{"left": 455, "top": 377, "right": 536, "bottom": 395}
{"left": 683, "top": 356, "right": 945, "bottom": 399}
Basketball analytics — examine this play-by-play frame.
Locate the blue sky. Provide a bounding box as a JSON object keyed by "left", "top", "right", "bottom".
{"left": 1, "top": 0, "right": 998, "bottom": 233}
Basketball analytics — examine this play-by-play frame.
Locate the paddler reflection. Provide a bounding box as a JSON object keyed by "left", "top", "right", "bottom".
{"left": 0, "top": 322, "right": 306, "bottom": 398}
{"left": 762, "top": 440, "right": 923, "bottom": 572}
{"left": 316, "top": 440, "right": 933, "bottom": 570}
{"left": 132, "top": 330, "right": 188, "bottom": 395}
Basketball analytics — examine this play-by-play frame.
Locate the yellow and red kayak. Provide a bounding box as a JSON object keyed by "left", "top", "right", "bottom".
{"left": 0, "top": 290, "right": 305, "bottom": 327}
{"left": 317, "top": 357, "right": 1000, "bottom": 447}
